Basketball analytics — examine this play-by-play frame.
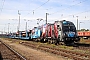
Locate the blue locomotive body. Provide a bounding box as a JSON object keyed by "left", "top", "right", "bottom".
{"left": 30, "top": 27, "right": 42, "bottom": 41}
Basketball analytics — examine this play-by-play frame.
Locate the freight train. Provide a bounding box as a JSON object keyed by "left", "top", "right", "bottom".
{"left": 9, "top": 20, "right": 80, "bottom": 45}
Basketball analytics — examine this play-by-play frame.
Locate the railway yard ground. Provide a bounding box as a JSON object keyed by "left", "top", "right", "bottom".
{"left": 0, "top": 38, "right": 90, "bottom": 60}
{"left": 79, "top": 38, "right": 90, "bottom": 44}
{"left": 0, "top": 38, "right": 67, "bottom": 60}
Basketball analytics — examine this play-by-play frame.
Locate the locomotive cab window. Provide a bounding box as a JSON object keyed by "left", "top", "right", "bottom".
{"left": 57, "top": 25, "right": 59, "bottom": 29}
{"left": 57, "top": 25, "right": 61, "bottom": 31}
{"left": 63, "top": 24, "right": 76, "bottom": 32}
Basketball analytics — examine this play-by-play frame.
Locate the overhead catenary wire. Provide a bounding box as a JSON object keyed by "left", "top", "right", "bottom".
{"left": 24, "top": 0, "right": 81, "bottom": 19}
{"left": 34, "top": 0, "right": 50, "bottom": 11}
{"left": 23, "top": 0, "right": 89, "bottom": 20}
{"left": 0, "top": 0, "right": 87, "bottom": 19}
{"left": 0, "top": 0, "right": 90, "bottom": 21}
{"left": 45, "top": 0, "right": 90, "bottom": 21}
{"left": 23, "top": 0, "right": 50, "bottom": 18}
{"left": 50, "top": 9, "right": 90, "bottom": 21}
{"left": 47, "top": 9, "right": 90, "bottom": 22}
{"left": 42, "top": 0, "right": 77, "bottom": 12}
{"left": 34, "top": 0, "right": 50, "bottom": 14}
{"left": 1, "top": 0, "right": 90, "bottom": 32}
{"left": 49, "top": 0, "right": 88, "bottom": 15}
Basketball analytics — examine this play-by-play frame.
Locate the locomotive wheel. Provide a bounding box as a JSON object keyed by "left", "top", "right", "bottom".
{"left": 64, "top": 40, "right": 69, "bottom": 46}
{"left": 40, "top": 38, "right": 43, "bottom": 43}
{"left": 48, "top": 40, "right": 51, "bottom": 44}
{"left": 40, "top": 38, "right": 46, "bottom": 43}
{"left": 54, "top": 40, "right": 57, "bottom": 45}
{"left": 48, "top": 40, "right": 53, "bottom": 44}
{"left": 50, "top": 40, "right": 53, "bottom": 44}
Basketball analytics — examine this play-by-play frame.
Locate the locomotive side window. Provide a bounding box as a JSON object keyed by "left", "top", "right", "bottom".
{"left": 63, "top": 25, "right": 76, "bottom": 32}
{"left": 57, "top": 25, "right": 61, "bottom": 31}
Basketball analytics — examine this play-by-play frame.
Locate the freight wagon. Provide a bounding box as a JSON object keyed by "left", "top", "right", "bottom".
{"left": 19, "top": 30, "right": 31, "bottom": 40}
{"left": 78, "top": 31, "right": 90, "bottom": 39}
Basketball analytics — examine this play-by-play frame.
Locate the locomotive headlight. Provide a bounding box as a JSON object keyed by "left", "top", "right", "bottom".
{"left": 71, "top": 32, "right": 75, "bottom": 35}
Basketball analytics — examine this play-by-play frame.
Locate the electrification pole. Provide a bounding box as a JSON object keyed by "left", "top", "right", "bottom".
{"left": 18, "top": 10, "right": 20, "bottom": 32}
{"left": 8, "top": 23, "right": 10, "bottom": 34}
{"left": 46, "top": 13, "right": 49, "bottom": 42}
{"left": 24, "top": 19, "right": 31, "bottom": 38}
{"left": 76, "top": 16, "right": 78, "bottom": 30}
{"left": 79, "top": 22, "right": 84, "bottom": 30}
{"left": 26, "top": 21, "right": 28, "bottom": 38}
{"left": 46, "top": 13, "right": 49, "bottom": 24}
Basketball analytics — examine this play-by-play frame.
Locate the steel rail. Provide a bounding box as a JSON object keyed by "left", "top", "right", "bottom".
{"left": 0, "top": 40, "right": 26, "bottom": 60}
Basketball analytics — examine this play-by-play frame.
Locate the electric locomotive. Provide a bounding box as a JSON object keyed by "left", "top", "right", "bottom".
{"left": 30, "top": 27, "right": 42, "bottom": 41}
{"left": 53, "top": 20, "right": 80, "bottom": 45}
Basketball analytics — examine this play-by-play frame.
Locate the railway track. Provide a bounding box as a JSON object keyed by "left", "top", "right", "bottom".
{"left": 74, "top": 43, "right": 90, "bottom": 51}
{"left": 0, "top": 40, "right": 26, "bottom": 60}
{"left": 1, "top": 38, "right": 90, "bottom": 60}
{"left": 75, "top": 43, "right": 90, "bottom": 47}
{"left": 20, "top": 42, "right": 90, "bottom": 60}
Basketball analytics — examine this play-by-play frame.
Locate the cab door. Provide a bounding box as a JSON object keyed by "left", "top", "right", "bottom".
{"left": 57, "top": 25, "right": 62, "bottom": 41}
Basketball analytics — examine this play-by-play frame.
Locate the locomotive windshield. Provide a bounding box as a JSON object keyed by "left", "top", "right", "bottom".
{"left": 62, "top": 21, "right": 76, "bottom": 32}
{"left": 63, "top": 26, "right": 76, "bottom": 32}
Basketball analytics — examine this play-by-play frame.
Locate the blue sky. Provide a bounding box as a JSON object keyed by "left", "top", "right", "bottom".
{"left": 0, "top": 0, "right": 90, "bottom": 33}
